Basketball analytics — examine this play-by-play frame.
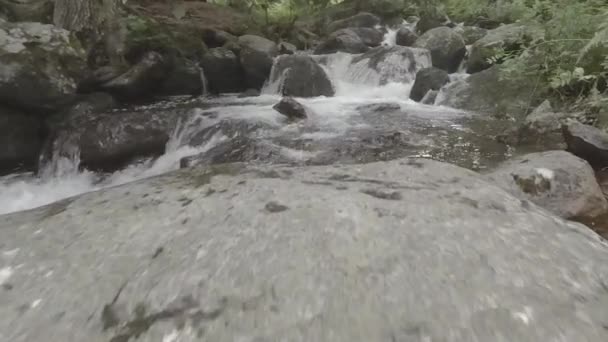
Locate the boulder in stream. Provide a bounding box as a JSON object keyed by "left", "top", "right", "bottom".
{"left": 413, "top": 26, "right": 466, "bottom": 73}
{"left": 563, "top": 121, "right": 608, "bottom": 169}
{"left": 201, "top": 47, "right": 245, "bottom": 94}
{"left": 268, "top": 55, "right": 335, "bottom": 97}
{"left": 350, "top": 46, "right": 432, "bottom": 85}
{"left": 273, "top": 97, "right": 309, "bottom": 121}
{"left": 2, "top": 158, "right": 608, "bottom": 341}
{"left": 156, "top": 57, "right": 204, "bottom": 97}
{"left": 486, "top": 150, "right": 608, "bottom": 220}
{"left": 410, "top": 67, "right": 450, "bottom": 102}
{"left": 454, "top": 25, "right": 489, "bottom": 45}
{"left": 238, "top": 35, "right": 279, "bottom": 90}
{"left": 395, "top": 27, "right": 418, "bottom": 47}
{"left": 0, "top": 105, "right": 42, "bottom": 174}
{"left": 0, "top": 21, "right": 86, "bottom": 114}
{"left": 313, "top": 28, "right": 369, "bottom": 54}
{"left": 278, "top": 41, "right": 297, "bottom": 55}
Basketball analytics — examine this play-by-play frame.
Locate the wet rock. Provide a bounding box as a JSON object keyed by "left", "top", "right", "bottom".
{"left": 238, "top": 89, "right": 260, "bottom": 98}
{"left": 436, "top": 65, "right": 546, "bottom": 118}
{"left": 278, "top": 41, "right": 297, "bottom": 55}
{"left": 508, "top": 100, "right": 571, "bottom": 145}
{"left": 267, "top": 55, "right": 334, "bottom": 97}
{"left": 350, "top": 46, "right": 432, "bottom": 85}
{"left": 43, "top": 103, "right": 180, "bottom": 172}
{"left": 413, "top": 27, "right": 466, "bottom": 73}
{"left": 395, "top": 27, "right": 418, "bottom": 47}
{"left": 345, "top": 27, "right": 384, "bottom": 47}
{"left": 486, "top": 150, "right": 608, "bottom": 220}
{"left": 313, "top": 28, "right": 369, "bottom": 54}
{"left": 95, "top": 52, "right": 171, "bottom": 101}
{"left": 238, "top": 35, "right": 279, "bottom": 90}
{"left": 454, "top": 25, "right": 488, "bottom": 45}
{"left": 0, "top": 0, "right": 53, "bottom": 23}
{"left": 3, "top": 157, "right": 608, "bottom": 341}
{"left": 327, "top": 12, "right": 381, "bottom": 32}
{"left": 467, "top": 24, "right": 540, "bottom": 74}
{"left": 201, "top": 28, "right": 236, "bottom": 48}
{"left": 0, "top": 21, "right": 86, "bottom": 114}
{"left": 410, "top": 67, "right": 450, "bottom": 102}
{"left": 187, "top": 119, "right": 272, "bottom": 148}
{"left": 355, "top": 102, "right": 401, "bottom": 114}
{"left": 421, "top": 90, "right": 438, "bottom": 105}
{"left": 0, "top": 105, "right": 42, "bottom": 175}
{"left": 157, "top": 58, "right": 203, "bottom": 96}
{"left": 180, "top": 136, "right": 288, "bottom": 168}
{"left": 563, "top": 121, "right": 608, "bottom": 169}
{"left": 201, "top": 47, "right": 245, "bottom": 94}
{"left": 416, "top": 12, "right": 453, "bottom": 34}
{"left": 273, "top": 97, "right": 308, "bottom": 121}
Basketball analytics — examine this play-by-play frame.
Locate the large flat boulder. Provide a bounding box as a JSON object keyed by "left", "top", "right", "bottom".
{"left": 1, "top": 158, "right": 608, "bottom": 341}
{"left": 267, "top": 55, "right": 335, "bottom": 97}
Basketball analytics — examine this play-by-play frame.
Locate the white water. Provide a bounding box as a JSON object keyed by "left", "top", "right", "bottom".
{"left": 0, "top": 42, "right": 465, "bottom": 215}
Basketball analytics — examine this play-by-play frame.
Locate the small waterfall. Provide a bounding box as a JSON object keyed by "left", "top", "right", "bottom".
{"left": 38, "top": 133, "right": 82, "bottom": 179}
{"left": 199, "top": 66, "right": 209, "bottom": 96}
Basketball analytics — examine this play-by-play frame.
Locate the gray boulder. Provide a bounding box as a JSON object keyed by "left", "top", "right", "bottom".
{"left": 267, "top": 55, "right": 334, "bottom": 97}
{"left": 436, "top": 65, "right": 546, "bottom": 118}
{"left": 563, "top": 121, "right": 608, "bottom": 169}
{"left": 238, "top": 35, "right": 279, "bottom": 89}
{"left": 351, "top": 46, "right": 432, "bottom": 85}
{"left": 201, "top": 47, "right": 245, "bottom": 94}
{"left": 2, "top": 158, "right": 608, "bottom": 342}
{"left": 347, "top": 27, "right": 384, "bottom": 47}
{"left": 509, "top": 100, "right": 571, "bottom": 145}
{"left": 416, "top": 11, "right": 453, "bottom": 34}
{"left": 313, "top": 28, "right": 369, "bottom": 54}
{"left": 327, "top": 12, "right": 381, "bottom": 32}
{"left": 157, "top": 58, "right": 204, "bottom": 97}
{"left": 454, "top": 25, "right": 489, "bottom": 45}
{"left": 410, "top": 67, "right": 450, "bottom": 102}
{"left": 467, "top": 23, "right": 541, "bottom": 73}
{"left": 395, "top": 26, "right": 418, "bottom": 47}
{"left": 278, "top": 41, "right": 297, "bottom": 55}
{"left": 201, "top": 28, "right": 236, "bottom": 48}
{"left": 0, "top": 105, "right": 42, "bottom": 174}
{"left": 413, "top": 26, "right": 466, "bottom": 73}
{"left": 0, "top": 21, "right": 86, "bottom": 114}
{"left": 99, "top": 52, "right": 168, "bottom": 101}
{"left": 273, "top": 97, "right": 309, "bottom": 120}
{"left": 486, "top": 150, "right": 608, "bottom": 220}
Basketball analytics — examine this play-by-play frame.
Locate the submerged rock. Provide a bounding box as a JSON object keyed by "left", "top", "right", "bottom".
{"left": 273, "top": 97, "right": 309, "bottom": 120}
{"left": 1, "top": 158, "right": 608, "bottom": 341}
{"left": 563, "top": 121, "right": 608, "bottom": 169}
{"left": 410, "top": 67, "right": 450, "bottom": 102}
{"left": 0, "top": 105, "right": 42, "bottom": 174}
{"left": 238, "top": 35, "right": 279, "bottom": 89}
{"left": 413, "top": 26, "right": 466, "bottom": 73}
{"left": 327, "top": 12, "right": 381, "bottom": 32}
{"left": 267, "top": 55, "right": 334, "bottom": 97}
{"left": 0, "top": 21, "right": 86, "bottom": 114}
{"left": 486, "top": 150, "right": 608, "bottom": 220}
{"left": 201, "top": 47, "right": 245, "bottom": 94}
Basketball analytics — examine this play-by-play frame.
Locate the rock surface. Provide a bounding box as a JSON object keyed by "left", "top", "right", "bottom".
{"left": 327, "top": 12, "right": 381, "bottom": 32}
{"left": 0, "top": 21, "right": 86, "bottom": 113}
{"left": 454, "top": 25, "right": 489, "bottom": 45}
{"left": 267, "top": 55, "right": 335, "bottom": 97}
{"left": 273, "top": 97, "right": 309, "bottom": 120}
{"left": 413, "top": 26, "right": 466, "bottom": 73}
{"left": 486, "top": 151, "right": 608, "bottom": 220}
{"left": 563, "top": 121, "right": 608, "bottom": 169}
{"left": 0, "top": 105, "right": 42, "bottom": 174}
{"left": 1, "top": 158, "right": 608, "bottom": 341}
{"left": 238, "top": 35, "right": 279, "bottom": 89}
{"left": 313, "top": 28, "right": 369, "bottom": 54}
{"left": 157, "top": 58, "right": 203, "bottom": 97}
{"left": 350, "top": 46, "right": 432, "bottom": 85}
{"left": 201, "top": 47, "right": 245, "bottom": 94}
{"left": 395, "top": 27, "right": 418, "bottom": 47}
{"left": 0, "top": 0, "right": 53, "bottom": 23}
{"left": 410, "top": 67, "right": 450, "bottom": 102}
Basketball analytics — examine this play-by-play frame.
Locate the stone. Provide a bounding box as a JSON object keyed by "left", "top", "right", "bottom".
{"left": 0, "top": 0, "right": 53, "bottom": 23}
{"left": 278, "top": 41, "right": 297, "bottom": 55}
{"left": 0, "top": 105, "right": 42, "bottom": 175}
{"left": 0, "top": 21, "right": 86, "bottom": 114}
{"left": 563, "top": 121, "right": 608, "bottom": 169}
{"left": 187, "top": 119, "right": 272, "bottom": 148}
{"left": 267, "top": 55, "right": 335, "bottom": 97}
{"left": 416, "top": 12, "right": 453, "bottom": 34}
{"left": 395, "top": 27, "right": 418, "bottom": 47}
{"left": 273, "top": 97, "right": 309, "bottom": 120}
{"left": 410, "top": 67, "right": 450, "bottom": 102}
{"left": 313, "top": 28, "right": 369, "bottom": 55}
{"left": 454, "top": 25, "right": 489, "bottom": 45}
{"left": 238, "top": 35, "right": 279, "bottom": 90}
{"left": 157, "top": 58, "right": 203, "bottom": 96}
{"left": 238, "top": 89, "right": 261, "bottom": 98}
{"left": 345, "top": 27, "right": 384, "bottom": 47}
{"left": 486, "top": 150, "right": 608, "bottom": 220}
{"left": 350, "top": 46, "right": 432, "bottom": 85}
{"left": 510, "top": 100, "right": 572, "bottom": 145}
{"left": 467, "top": 23, "right": 541, "bottom": 74}
{"left": 413, "top": 26, "right": 466, "bottom": 73}
{"left": 201, "top": 47, "right": 245, "bottom": 94}
{"left": 201, "top": 28, "right": 236, "bottom": 48}
{"left": 1, "top": 158, "right": 608, "bottom": 341}
{"left": 435, "top": 65, "right": 546, "bottom": 118}
{"left": 327, "top": 12, "right": 381, "bottom": 32}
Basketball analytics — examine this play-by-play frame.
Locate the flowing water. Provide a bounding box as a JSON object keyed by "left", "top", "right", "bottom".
{"left": 0, "top": 34, "right": 513, "bottom": 215}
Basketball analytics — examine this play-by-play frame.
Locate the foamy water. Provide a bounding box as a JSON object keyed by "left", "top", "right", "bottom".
{"left": 0, "top": 35, "right": 467, "bottom": 215}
